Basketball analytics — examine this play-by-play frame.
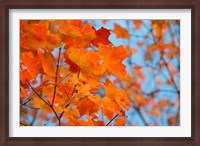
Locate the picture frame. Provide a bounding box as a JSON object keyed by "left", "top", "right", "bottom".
{"left": 0, "top": 0, "right": 199, "bottom": 145}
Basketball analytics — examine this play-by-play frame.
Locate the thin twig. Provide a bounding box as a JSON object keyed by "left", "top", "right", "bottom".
{"left": 52, "top": 46, "right": 62, "bottom": 106}
{"left": 57, "top": 72, "right": 71, "bottom": 85}
{"left": 133, "top": 104, "right": 149, "bottom": 126}
{"left": 26, "top": 80, "right": 60, "bottom": 126}
{"left": 163, "top": 58, "right": 180, "bottom": 94}
{"left": 30, "top": 110, "right": 38, "bottom": 126}
{"left": 26, "top": 80, "right": 49, "bottom": 106}
{"left": 20, "top": 98, "right": 31, "bottom": 108}
{"left": 59, "top": 103, "right": 71, "bottom": 119}
{"left": 168, "top": 20, "right": 179, "bottom": 47}
{"left": 117, "top": 80, "right": 150, "bottom": 126}
{"left": 69, "top": 69, "right": 81, "bottom": 98}
{"left": 106, "top": 114, "right": 119, "bottom": 126}
{"left": 168, "top": 20, "right": 180, "bottom": 69}
{"left": 142, "top": 89, "right": 179, "bottom": 96}
{"left": 58, "top": 69, "right": 81, "bottom": 121}
{"left": 24, "top": 105, "right": 40, "bottom": 110}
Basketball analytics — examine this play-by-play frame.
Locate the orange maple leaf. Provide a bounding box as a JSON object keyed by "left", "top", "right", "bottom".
{"left": 38, "top": 50, "right": 57, "bottom": 78}
{"left": 115, "top": 117, "right": 126, "bottom": 126}
{"left": 112, "top": 23, "right": 130, "bottom": 39}
{"left": 133, "top": 20, "right": 142, "bottom": 29}
{"left": 98, "top": 44, "right": 129, "bottom": 79}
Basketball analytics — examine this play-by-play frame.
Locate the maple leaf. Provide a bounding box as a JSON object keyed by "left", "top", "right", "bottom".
{"left": 115, "top": 117, "right": 126, "bottom": 126}
{"left": 38, "top": 50, "right": 56, "bottom": 78}
{"left": 91, "top": 27, "right": 111, "bottom": 46}
{"left": 66, "top": 47, "right": 105, "bottom": 76}
{"left": 75, "top": 97, "right": 100, "bottom": 116}
{"left": 63, "top": 107, "right": 80, "bottom": 125}
{"left": 60, "top": 22, "right": 96, "bottom": 49}
{"left": 104, "top": 79, "right": 131, "bottom": 110}
{"left": 66, "top": 20, "right": 83, "bottom": 28}
{"left": 81, "top": 24, "right": 97, "bottom": 43}
{"left": 20, "top": 20, "right": 180, "bottom": 126}
{"left": 20, "top": 50, "right": 43, "bottom": 78}
{"left": 78, "top": 116, "right": 104, "bottom": 126}
{"left": 133, "top": 20, "right": 142, "bottom": 29}
{"left": 98, "top": 44, "right": 129, "bottom": 79}
{"left": 102, "top": 96, "right": 122, "bottom": 120}
{"left": 20, "top": 21, "right": 61, "bottom": 52}
{"left": 20, "top": 69, "right": 34, "bottom": 88}
{"left": 65, "top": 55, "right": 80, "bottom": 73}
{"left": 112, "top": 23, "right": 130, "bottom": 39}
{"left": 130, "top": 92, "right": 147, "bottom": 107}
{"left": 20, "top": 86, "right": 28, "bottom": 98}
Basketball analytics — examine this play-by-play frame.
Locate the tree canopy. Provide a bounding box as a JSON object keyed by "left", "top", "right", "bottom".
{"left": 20, "top": 20, "right": 180, "bottom": 126}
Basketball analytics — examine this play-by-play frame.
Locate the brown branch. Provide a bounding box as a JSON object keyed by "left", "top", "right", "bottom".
{"left": 69, "top": 69, "right": 81, "bottom": 98}
{"left": 64, "top": 89, "right": 70, "bottom": 99}
{"left": 20, "top": 98, "right": 31, "bottom": 108}
{"left": 30, "top": 110, "right": 38, "bottom": 126}
{"left": 52, "top": 46, "right": 62, "bottom": 106}
{"left": 163, "top": 58, "right": 180, "bottom": 94}
{"left": 168, "top": 20, "right": 180, "bottom": 69}
{"left": 133, "top": 104, "right": 149, "bottom": 126}
{"left": 142, "top": 21, "right": 157, "bottom": 43}
{"left": 57, "top": 72, "right": 71, "bottom": 85}
{"left": 117, "top": 79, "right": 150, "bottom": 126}
{"left": 59, "top": 69, "right": 81, "bottom": 120}
{"left": 168, "top": 20, "right": 179, "bottom": 47}
{"left": 142, "top": 89, "right": 179, "bottom": 96}
{"left": 59, "top": 103, "right": 71, "bottom": 119}
{"left": 24, "top": 105, "right": 40, "bottom": 110}
{"left": 26, "top": 80, "right": 49, "bottom": 106}
{"left": 26, "top": 80, "right": 60, "bottom": 126}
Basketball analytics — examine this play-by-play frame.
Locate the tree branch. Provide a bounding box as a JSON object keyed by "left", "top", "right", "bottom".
{"left": 133, "top": 104, "right": 149, "bottom": 126}
{"left": 26, "top": 80, "right": 60, "bottom": 126}
{"left": 106, "top": 114, "right": 119, "bottom": 126}
{"left": 26, "top": 80, "right": 49, "bottom": 106}
{"left": 58, "top": 69, "right": 81, "bottom": 120}
{"left": 52, "top": 46, "right": 62, "bottom": 106}
{"left": 163, "top": 58, "right": 180, "bottom": 94}
{"left": 69, "top": 69, "right": 81, "bottom": 99}
{"left": 20, "top": 98, "right": 31, "bottom": 108}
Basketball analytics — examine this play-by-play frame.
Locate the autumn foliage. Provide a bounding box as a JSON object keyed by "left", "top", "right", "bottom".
{"left": 20, "top": 20, "right": 180, "bottom": 126}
